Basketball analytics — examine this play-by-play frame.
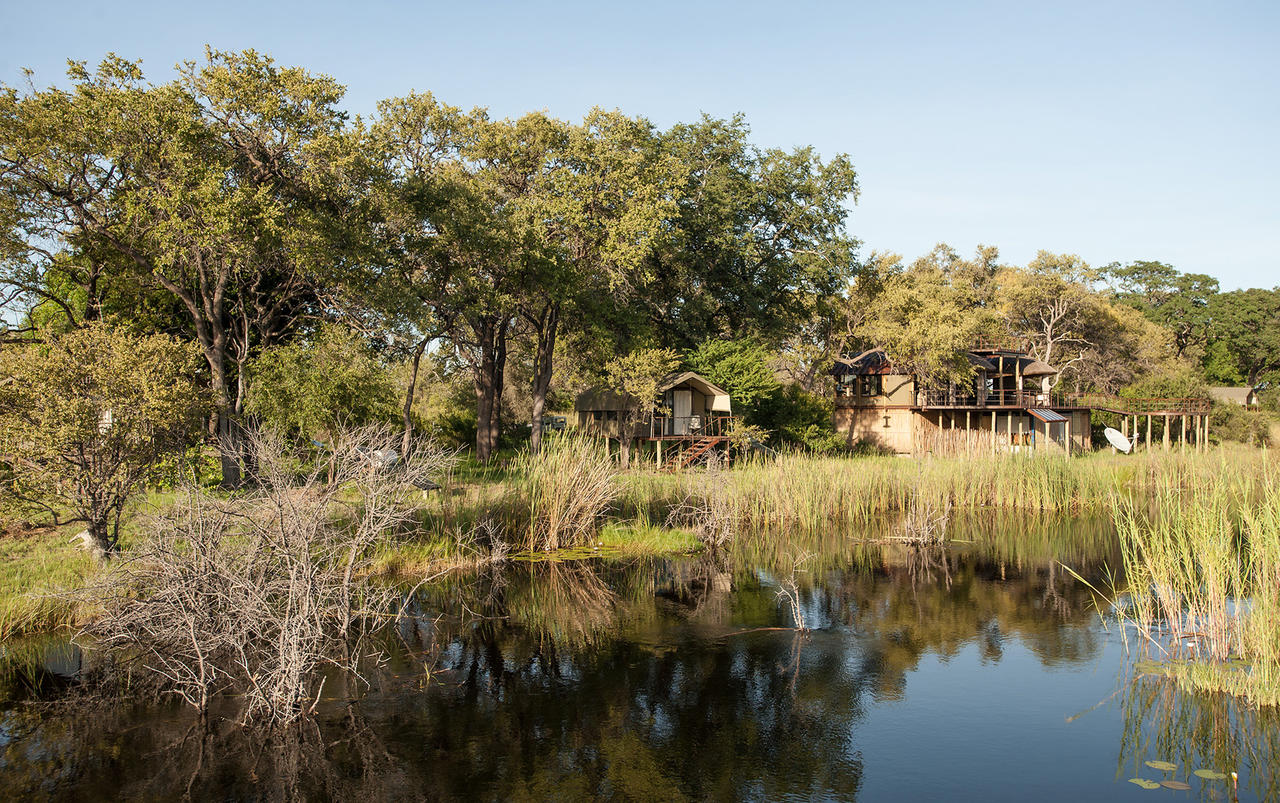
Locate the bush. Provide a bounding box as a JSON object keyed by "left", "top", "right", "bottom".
{"left": 1210, "top": 404, "right": 1272, "bottom": 447}
{"left": 0, "top": 323, "right": 207, "bottom": 557}
{"left": 81, "top": 427, "right": 455, "bottom": 723}
{"left": 247, "top": 325, "right": 400, "bottom": 443}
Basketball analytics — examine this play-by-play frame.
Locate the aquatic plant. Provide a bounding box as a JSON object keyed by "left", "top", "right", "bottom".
{"left": 1114, "top": 463, "right": 1280, "bottom": 706}
{"left": 507, "top": 434, "right": 620, "bottom": 552}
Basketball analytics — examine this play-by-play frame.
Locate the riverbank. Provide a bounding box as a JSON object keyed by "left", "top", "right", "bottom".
{"left": 1, "top": 445, "right": 1274, "bottom": 642}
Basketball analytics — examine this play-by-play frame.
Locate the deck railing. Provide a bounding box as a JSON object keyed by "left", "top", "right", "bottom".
{"left": 1062, "top": 395, "right": 1212, "bottom": 415}
{"left": 916, "top": 388, "right": 1064, "bottom": 408}
{"left": 646, "top": 413, "right": 734, "bottom": 439}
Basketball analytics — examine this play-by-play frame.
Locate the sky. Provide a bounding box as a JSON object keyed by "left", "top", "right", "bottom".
{"left": 2, "top": 0, "right": 1277, "bottom": 290}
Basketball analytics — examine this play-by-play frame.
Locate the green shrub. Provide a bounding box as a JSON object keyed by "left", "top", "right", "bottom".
{"left": 247, "top": 324, "right": 400, "bottom": 443}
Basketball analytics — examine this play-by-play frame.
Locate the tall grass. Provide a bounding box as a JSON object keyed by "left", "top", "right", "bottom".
{"left": 621, "top": 447, "right": 1273, "bottom": 534}
{"left": 507, "top": 435, "right": 620, "bottom": 552}
{"left": 1115, "top": 463, "right": 1280, "bottom": 706}
{"left": 1241, "top": 476, "right": 1280, "bottom": 701}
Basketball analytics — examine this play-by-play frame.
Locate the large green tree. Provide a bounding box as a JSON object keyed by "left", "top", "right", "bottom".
{"left": 640, "top": 115, "right": 860, "bottom": 350}
{"left": 1105, "top": 260, "right": 1218, "bottom": 358}
{"left": 0, "top": 51, "right": 362, "bottom": 486}
{"left": 859, "top": 245, "right": 1001, "bottom": 388}
{"left": 996, "top": 251, "right": 1109, "bottom": 387}
{"left": 1208, "top": 287, "right": 1280, "bottom": 386}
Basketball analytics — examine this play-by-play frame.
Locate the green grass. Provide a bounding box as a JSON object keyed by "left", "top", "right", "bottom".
{"left": 0, "top": 524, "right": 98, "bottom": 638}
{"left": 597, "top": 522, "right": 700, "bottom": 555}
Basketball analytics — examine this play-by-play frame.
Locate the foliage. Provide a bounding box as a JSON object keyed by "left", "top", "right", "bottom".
{"left": 1207, "top": 287, "right": 1280, "bottom": 386}
{"left": 246, "top": 324, "right": 400, "bottom": 442}
{"left": 685, "top": 338, "right": 780, "bottom": 424}
{"left": 860, "top": 247, "right": 1001, "bottom": 387}
{"left": 1210, "top": 404, "right": 1272, "bottom": 448}
{"left": 758, "top": 385, "right": 843, "bottom": 453}
{"left": 1106, "top": 260, "right": 1219, "bottom": 358}
{"left": 1119, "top": 362, "right": 1210, "bottom": 401}
{"left": 641, "top": 114, "right": 860, "bottom": 349}
{"left": 604, "top": 348, "right": 681, "bottom": 466}
{"left": 996, "top": 252, "right": 1108, "bottom": 386}
{"left": 0, "top": 323, "right": 206, "bottom": 557}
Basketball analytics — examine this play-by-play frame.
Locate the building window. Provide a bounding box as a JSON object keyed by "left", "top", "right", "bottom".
{"left": 836, "top": 374, "right": 855, "bottom": 397}
{"left": 859, "top": 374, "right": 882, "bottom": 397}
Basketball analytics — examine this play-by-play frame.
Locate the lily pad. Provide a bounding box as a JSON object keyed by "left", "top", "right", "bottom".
{"left": 1193, "top": 769, "right": 1228, "bottom": 780}
{"left": 1160, "top": 780, "right": 1191, "bottom": 790}
{"left": 1128, "top": 778, "right": 1161, "bottom": 790}
{"left": 1145, "top": 760, "right": 1178, "bottom": 772}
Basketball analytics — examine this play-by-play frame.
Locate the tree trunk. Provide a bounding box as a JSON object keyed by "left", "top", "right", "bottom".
{"left": 528, "top": 303, "right": 560, "bottom": 454}
{"left": 82, "top": 519, "right": 113, "bottom": 564}
{"left": 469, "top": 316, "right": 512, "bottom": 463}
{"left": 402, "top": 337, "right": 429, "bottom": 456}
{"left": 211, "top": 359, "right": 243, "bottom": 489}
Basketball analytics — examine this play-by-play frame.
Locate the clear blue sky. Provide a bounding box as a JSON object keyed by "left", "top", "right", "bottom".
{"left": 3, "top": 0, "right": 1277, "bottom": 290}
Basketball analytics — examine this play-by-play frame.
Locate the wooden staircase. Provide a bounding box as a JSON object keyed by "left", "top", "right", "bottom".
{"left": 662, "top": 435, "right": 727, "bottom": 472}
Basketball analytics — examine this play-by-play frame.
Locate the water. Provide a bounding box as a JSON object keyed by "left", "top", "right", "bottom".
{"left": 0, "top": 516, "right": 1274, "bottom": 801}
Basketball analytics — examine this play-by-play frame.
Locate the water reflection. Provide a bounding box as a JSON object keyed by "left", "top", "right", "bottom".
{"left": 1119, "top": 671, "right": 1279, "bottom": 800}
{"left": 0, "top": 515, "right": 1264, "bottom": 801}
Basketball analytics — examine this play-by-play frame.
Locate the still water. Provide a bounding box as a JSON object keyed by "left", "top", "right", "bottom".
{"left": 0, "top": 515, "right": 1274, "bottom": 801}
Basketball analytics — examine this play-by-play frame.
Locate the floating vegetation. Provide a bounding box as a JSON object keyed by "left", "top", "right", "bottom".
{"left": 1144, "top": 760, "right": 1177, "bottom": 772}
{"left": 1127, "top": 778, "right": 1160, "bottom": 789}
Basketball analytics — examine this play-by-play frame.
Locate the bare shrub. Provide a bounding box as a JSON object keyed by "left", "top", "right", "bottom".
{"left": 895, "top": 495, "right": 953, "bottom": 544}
{"left": 508, "top": 434, "right": 619, "bottom": 552}
{"left": 775, "top": 551, "right": 812, "bottom": 632}
{"left": 78, "top": 426, "right": 455, "bottom": 725}
{"left": 666, "top": 457, "right": 739, "bottom": 549}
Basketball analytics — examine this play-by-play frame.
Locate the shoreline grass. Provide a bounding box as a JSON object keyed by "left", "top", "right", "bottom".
{"left": 3, "top": 445, "right": 1275, "bottom": 643}
{"left": 1116, "top": 461, "right": 1280, "bottom": 706}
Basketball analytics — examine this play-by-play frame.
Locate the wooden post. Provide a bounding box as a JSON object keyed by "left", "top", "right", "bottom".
{"left": 1146, "top": 414, "right": 1152, "bottom": 451}
{"left": 1065, "top": 416, "right": 1072, "bottom": 457}
{"left": 966, "top": 410, "right": 972, "bottom": 457}
{"left": 1162, "top": 414, "right": 1170, "bottom": 451}
{"left": 1204, "top": 413, "right": 1210, "bottom": 448}
{"left": 992, "top": 411, "right": 998, "bottom": 456}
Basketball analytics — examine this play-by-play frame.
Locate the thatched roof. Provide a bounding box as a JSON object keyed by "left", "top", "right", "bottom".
{"left": 1209, "top": 386, "right": 1257, "bottom": 405}
{"left": 1017, "top": 357, "right": 1058, "bottom": 377}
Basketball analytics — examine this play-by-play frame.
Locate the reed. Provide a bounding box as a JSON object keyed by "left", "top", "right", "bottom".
{"left": 506, "top": 434, "right": 621, "bottom": 552}
{"left": 1115, "top": 463, "right": 1280, "bottom": 706}
{"left": 617, "top": 447, "right": 1274, "bottom": 535}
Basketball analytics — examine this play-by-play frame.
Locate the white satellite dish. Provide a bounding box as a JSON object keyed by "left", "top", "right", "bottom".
{"left": 1104, "top": 427, "right": 1132, "bottom": 453}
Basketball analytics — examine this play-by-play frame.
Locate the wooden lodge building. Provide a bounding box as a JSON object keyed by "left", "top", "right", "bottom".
{"left": 832, "top": 345, "right": 1092, "bottom": 455}
{"left": 574, "top": 371, "right": 734, "bottom": 469}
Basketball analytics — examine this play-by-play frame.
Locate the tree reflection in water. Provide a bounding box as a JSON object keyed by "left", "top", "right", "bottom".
{"left": 0, "top": 514, "right": 1229, "bottom": 801}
